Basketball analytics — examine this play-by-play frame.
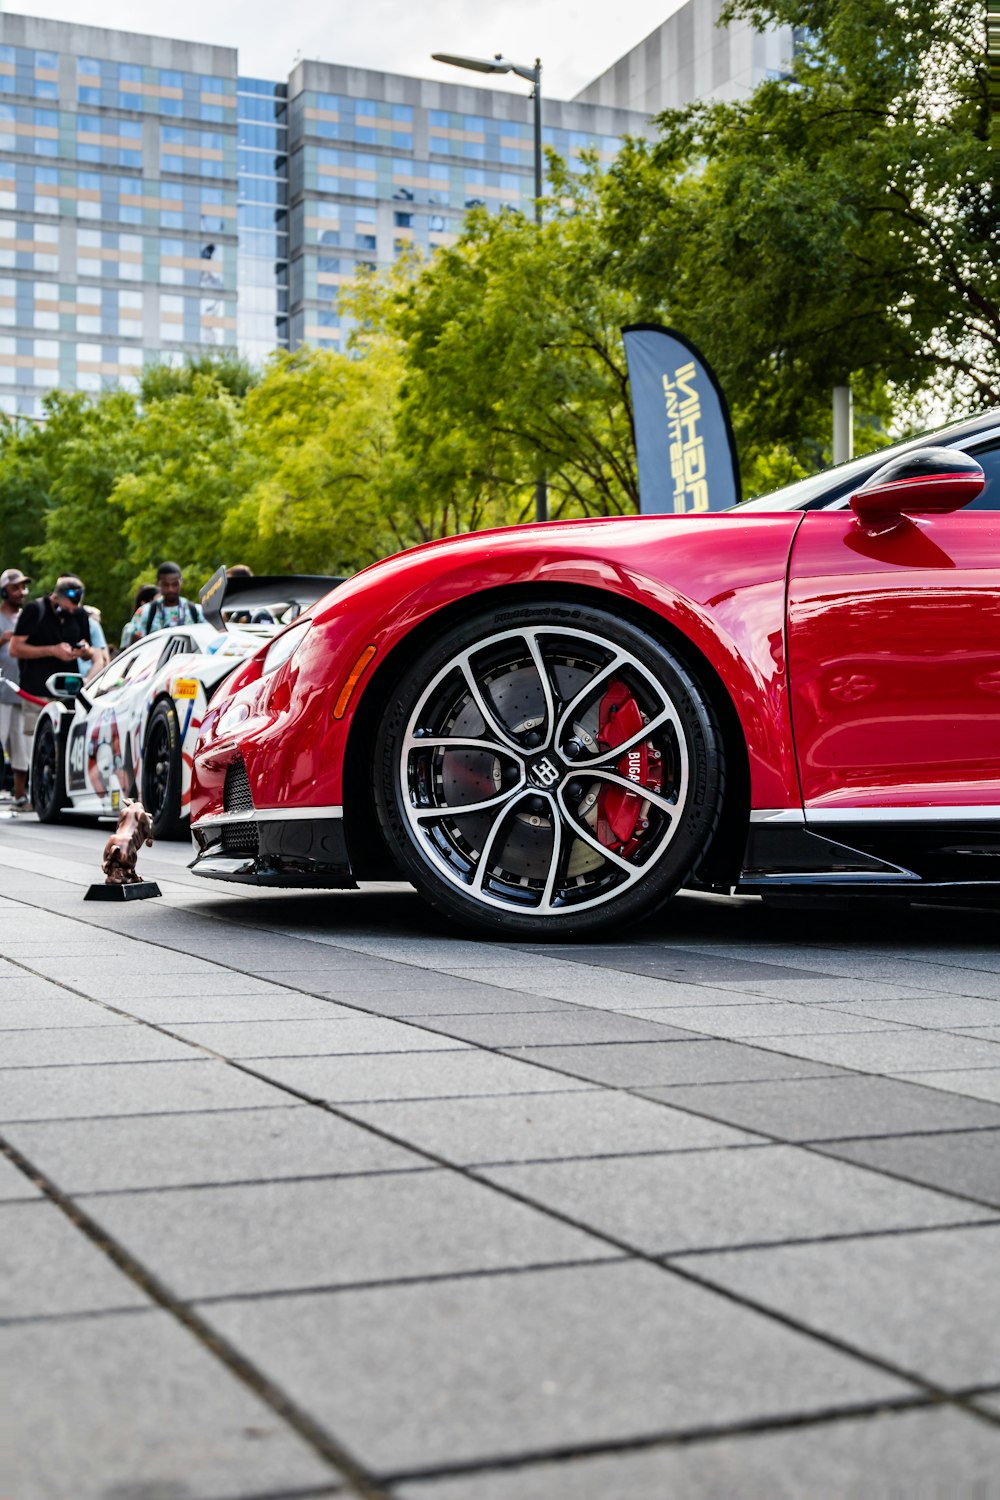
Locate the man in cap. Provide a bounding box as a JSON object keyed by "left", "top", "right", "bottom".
{"left": 11, "top": 575, "right": 94, "bottom": 716}
{"left": 120, "top": 560, "right": 205, "bottom": 647}
{"left": 0, "top": 567, "right": 31, "bottom": 807}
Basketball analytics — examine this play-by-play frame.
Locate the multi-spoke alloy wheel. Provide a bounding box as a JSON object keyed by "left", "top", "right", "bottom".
{"left": 374, "top": 602, "right": 724, "bottom": 937}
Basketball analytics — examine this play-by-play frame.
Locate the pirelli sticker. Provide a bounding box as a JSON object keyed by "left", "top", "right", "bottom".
{"left": 173, "top": 678, "right": 198, "bottom": 699}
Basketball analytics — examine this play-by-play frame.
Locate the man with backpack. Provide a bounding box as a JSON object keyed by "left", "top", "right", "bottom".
{"left": 120, "top": 562, "right": 205, "bottom": 648}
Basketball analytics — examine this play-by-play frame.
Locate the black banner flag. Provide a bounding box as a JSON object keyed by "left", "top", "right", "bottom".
{"left": 623, "top": 324, "right": 740, "bottom": 515}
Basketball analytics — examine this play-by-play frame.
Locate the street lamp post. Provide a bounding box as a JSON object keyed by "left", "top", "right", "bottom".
{"left": 432, "top": 50, "right": 548, "bottom": 522}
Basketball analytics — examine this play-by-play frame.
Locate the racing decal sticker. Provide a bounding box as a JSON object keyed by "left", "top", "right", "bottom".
{"left": 67, "top": 722, "right": 87, "bottom": 793}
{"left": 87, "top": 710, "right": 125, "bottom": 800}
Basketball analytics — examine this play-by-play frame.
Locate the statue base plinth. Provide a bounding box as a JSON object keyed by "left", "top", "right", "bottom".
{"left": 84, "top": 881, "right": 162, "bottom": 902}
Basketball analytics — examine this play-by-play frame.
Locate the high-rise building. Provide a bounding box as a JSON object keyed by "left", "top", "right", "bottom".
{"left": 574, "top": 0, "right": 794, "bottom": 113}
{"left": 282, "top": 60, "right": 646, "bottom": 353}
{"left": 1, "top": 9, "right": 786, "bottom": 415}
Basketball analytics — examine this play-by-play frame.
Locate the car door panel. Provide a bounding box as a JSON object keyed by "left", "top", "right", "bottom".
{"left": 787, "top": 511, "right": 1000, "bottom": 809}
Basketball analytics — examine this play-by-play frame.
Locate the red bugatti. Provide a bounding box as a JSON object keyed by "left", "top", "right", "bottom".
{"left": 189, "top": 409, "right": 1000, "bottom": 936}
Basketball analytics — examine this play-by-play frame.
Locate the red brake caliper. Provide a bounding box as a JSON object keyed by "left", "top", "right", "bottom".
{"left": 594, "top": 681, "right": 662, "bottom": 854}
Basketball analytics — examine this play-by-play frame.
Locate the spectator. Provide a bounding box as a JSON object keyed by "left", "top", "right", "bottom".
{"left": 120, "top": 562, "right": 205, "bottom": 645}
{"left": 10, "top": 577, "right": 93, "bottom": 773}
{"left": 120, "top": 584, "right": 158, "bottom": 650}
{"left": 81, "top": 605, "right": 110, "bottom": 680}
{"left": 226, "top": 563, "right": 254, "bottom": 578}
{"left": 0, "top": 567, "right": 31, "bottom": 808}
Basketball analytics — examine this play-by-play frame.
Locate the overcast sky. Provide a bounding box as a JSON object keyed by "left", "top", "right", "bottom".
{"left": 9, "top": 1, "right": 683, "bottom": 97}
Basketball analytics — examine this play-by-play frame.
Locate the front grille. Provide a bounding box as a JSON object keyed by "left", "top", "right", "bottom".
{"left": 221, "top": 820, "right": 259, "bottom": 854}
{"left": 222, "top": 758, "right": 257, "bottom": 855}
{"left": 223, "top": 758, "right": 254, "bottom": 815}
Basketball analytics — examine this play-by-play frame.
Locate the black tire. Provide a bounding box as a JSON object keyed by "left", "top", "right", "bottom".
{"left": 141, "top": 700, "right": 185, "bottom": 839}
{"left": 32, "top": 717, "right": 67, "bottom": 824}
{"left": 373, "top": 599, "right": 724, "bottom": 939}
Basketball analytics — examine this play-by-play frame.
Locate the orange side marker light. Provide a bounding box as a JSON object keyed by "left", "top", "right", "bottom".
{"left": 333, "top": 645, "right": 377, "bottom": 719}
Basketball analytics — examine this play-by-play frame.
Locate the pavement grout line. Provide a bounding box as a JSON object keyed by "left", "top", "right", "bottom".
{"left": 0, "top": 1131, "right": 393, "bottom": 1500}
{"left": 371, "top": 1394, "right": 942, "bottom": 1489}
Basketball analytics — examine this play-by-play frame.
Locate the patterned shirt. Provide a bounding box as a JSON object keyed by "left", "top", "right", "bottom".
{"left": 120, "top": 595, "right": 204, "bottom": 649}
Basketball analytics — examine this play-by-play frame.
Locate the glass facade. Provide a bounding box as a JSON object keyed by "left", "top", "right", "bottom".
{"left": 237, "top": 77, "right": 288, "bottom": 362}
{"left": 0, "top": 17, "right": 650, "bottom": 398}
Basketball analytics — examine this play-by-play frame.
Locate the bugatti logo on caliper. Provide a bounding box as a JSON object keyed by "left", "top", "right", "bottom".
{"left": 627, "top": 750, "right": 643, "bottom": 783}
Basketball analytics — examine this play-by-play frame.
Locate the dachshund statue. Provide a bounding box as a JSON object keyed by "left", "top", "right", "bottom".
{"left": 102, "top": 798, "right": 154, "bottom": 885}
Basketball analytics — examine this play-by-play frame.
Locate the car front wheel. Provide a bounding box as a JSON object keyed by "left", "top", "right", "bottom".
{"left": 141, "top": 700, "right": 185, "bottom": 839}
{"left": 374, "top": 600, "right": 724, "bottom": 938}
{"left": 32, "top": 718, "right": 66, "bottom": 824}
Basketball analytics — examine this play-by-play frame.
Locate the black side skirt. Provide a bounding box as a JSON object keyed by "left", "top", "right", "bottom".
{"left": 739, "top": 820, "right": 1000, "bottom": 894}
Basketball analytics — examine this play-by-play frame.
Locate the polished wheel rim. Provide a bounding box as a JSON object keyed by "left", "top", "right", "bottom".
{"left": 147, "top": 719, "right": 171, "bottom": 818}
{"left": 400, "top": 625, "right": 691, "bottom": 915}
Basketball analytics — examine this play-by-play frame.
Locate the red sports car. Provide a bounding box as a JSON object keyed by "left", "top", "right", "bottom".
{"left": 189, "top": 409, "right": 1000, "bottom": 936}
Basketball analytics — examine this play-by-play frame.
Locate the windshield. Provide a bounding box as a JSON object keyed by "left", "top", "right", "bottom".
{"left": 735, "top": 410, "right": 1000, "bottom": 513}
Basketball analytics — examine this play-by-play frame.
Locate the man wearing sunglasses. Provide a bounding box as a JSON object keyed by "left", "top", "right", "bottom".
{"left": 10, "top": 575, "right": 94, "bottom": 717}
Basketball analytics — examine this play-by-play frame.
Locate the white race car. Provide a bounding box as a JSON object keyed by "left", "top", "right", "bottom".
{"left": 30, "top": 573, "right": 340, "bottom": 839}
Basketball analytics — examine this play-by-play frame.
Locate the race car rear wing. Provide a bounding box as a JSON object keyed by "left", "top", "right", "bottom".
{"left": 198, "top": 567, "right": 345, "bottom": 630}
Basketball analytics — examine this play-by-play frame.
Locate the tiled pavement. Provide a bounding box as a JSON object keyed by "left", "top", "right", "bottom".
{"left": 2, "top": 816, "right": 1000, "bottom": 1498}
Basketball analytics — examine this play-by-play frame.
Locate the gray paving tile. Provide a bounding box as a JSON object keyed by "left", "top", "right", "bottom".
{"left": 972, "top": 1389, "right": 1000, "bottom": 1418}
{"left": 508, "top": 1040, "right": 842, "bottom": 1089}
{"left": 254, "top": 1050, "right": 598, "bottom": 1103}
{"left": 90, "top": 1171, "right": 610, "bottom": 1299}
{"left": 344, "top": 1091, "right": 759, "bottom": 1166}
{"left": 481, "top": 1143, "right": 989, "bottom": 1254}
{"left": 0, "top": 1059, "right": 288, "bottom": 1122}
{"left": 532, "top": 946, "right": 826, "bottom": 985}
{"left": 0, "top": 1151, "right": 40, "bottom": 1200}
{"left": 0, "top": 1200, "right": 148, "bottom": 1318}
{"left": 749, "top": 1030, "right": 1000, "bottom": 1073}
{"left": 816, "top": 1130, "right": 1000, "bottom": 1208}
{"left": 722, "top": 979, "right": 939, "bottom": 1004}
{"left": 692, "top": 1222, "right": 1000, "bottom": 1389}
{"left": 203, "top": 1260, "right": 907, "bottom": 1474}
{"left": 393, "top": 1407, "right": 1000, "bottom": 1499}
{"left": 171, "top": 1016, "right": 468, "bottom": 1058}
{"left": 0, "top": 1024, "right": 198, "bottom": 1068}
{"left": 638, "top": 1003, "right": 905, "bottom": 1038}
{"left": 106, "top": 989, "right": 350, "bottom": 1024}
{"left": 639, "top": 1073, "right": 1000, "bottom": 1141}
{"left": 72, "top": 970, "right": 289, "bottom": 999}
{"left": 0, "top": 997, "right": 127, "bottom": 1028}
{"left": 835, "top": 996, "right": 1000, "bottom": 1029}
{"left": 385, "top": 988, "right": 576, "bottom": 1017}
{"left": 2, "top": 1309, "right": 338, "bottom": 1499}
{"left": 898, "top": 1070, "right": 1000, "bottom": 1104}
{"left": 412, "top": 1009, "right": 695, "bottom": 1048}
{"left": 5, "top": 1104, "right": 427, "bottom": 1193}
{"left": 0, "top": 978, "right": 82, "bottom": 1003}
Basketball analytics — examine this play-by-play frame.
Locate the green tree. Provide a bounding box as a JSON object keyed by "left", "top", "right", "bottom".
{"left": 112, "top": 371, "right": 246, "bottom": 601}
{"left": 0, "top": 389, "right": 141, "bottom": 632}
{"left": 602, "top": 0, "right": 997, "bottom": 468}
{"left": 384, "top": 171, "right": 643, "bottom": 531}
{"left": 221, "top": 340, "right": 402, "bottom": 574}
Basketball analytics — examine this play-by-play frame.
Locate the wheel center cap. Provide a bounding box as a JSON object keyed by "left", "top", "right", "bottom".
{"left": 526, "top": 754, "right": 563, "bottom": 790}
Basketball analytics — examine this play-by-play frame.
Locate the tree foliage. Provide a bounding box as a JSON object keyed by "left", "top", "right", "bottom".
{"left": 602, "top": 0, "right": 997, "bottom": 457}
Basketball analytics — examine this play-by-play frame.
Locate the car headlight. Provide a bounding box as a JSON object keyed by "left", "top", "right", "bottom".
{"left": 260, "top": 620, "right": 311, "bottom": 677}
